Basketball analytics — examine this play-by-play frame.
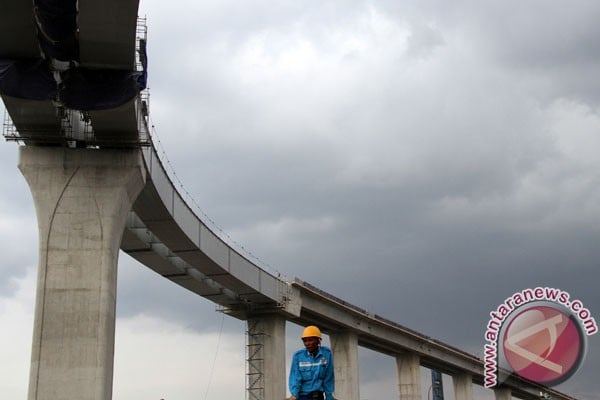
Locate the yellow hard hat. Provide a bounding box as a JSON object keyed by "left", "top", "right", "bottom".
{"left": 301, "top": 325, "right": 321, "bottom": 339}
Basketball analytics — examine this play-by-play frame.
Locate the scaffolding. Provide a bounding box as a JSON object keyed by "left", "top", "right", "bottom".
{"left": 2, "top": 16, "right": 151, "bottom": 148}
{"left": 246, "top": 318, "right": 266, "bottom": 400}
{"left": 2, "top": 110, "right": 17, "bottom": 140}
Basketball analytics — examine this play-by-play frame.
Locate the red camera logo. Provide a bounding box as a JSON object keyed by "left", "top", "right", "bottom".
{"left": 484, "top": 288, "right": 597, "bottom": 388}
{"left": 502, "top": 304, "right": 585, "bottom": 385}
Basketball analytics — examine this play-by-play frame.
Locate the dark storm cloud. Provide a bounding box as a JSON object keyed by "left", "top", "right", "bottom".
{"left": 2, "top": 0, "right": 600, "bottom": 398}
{"left": 406, "top": 0, "right": 600, "bottom": 105}
{"left": 141, "top": 0, "right": 600, "bottom": 331}
{"left": 136, "top": 3, "right": 600, "bottom": 396}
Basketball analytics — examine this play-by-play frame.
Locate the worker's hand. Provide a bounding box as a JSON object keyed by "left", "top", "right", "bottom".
{"left": 287, "top": 396, "right": 297, "bottom": 400}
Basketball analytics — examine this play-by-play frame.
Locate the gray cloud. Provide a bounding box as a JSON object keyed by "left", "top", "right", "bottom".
{"left": 2, "top": 0, "right": 600, "bottom": 398}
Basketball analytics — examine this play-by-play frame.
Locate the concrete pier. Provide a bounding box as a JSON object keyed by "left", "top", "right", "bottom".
{"left": 330, "top": 331, "right": 359, "bottom": 400}
{"left": 494, "top": 387, "right": 511, "bottom": 400}
{"left": 19, "top": 147, "right": 145, "bottom": 400}
{"left": 262, "top": 316, "right": 286, "bottom": 400}
{"left": 453, "top": 373, "right": 473, "bottom": 400}
{"left": 396, "top": 353, "right": 421, "bottom": 400}
{"left": 247, "top": 315, "right": 286, "bottom": 400}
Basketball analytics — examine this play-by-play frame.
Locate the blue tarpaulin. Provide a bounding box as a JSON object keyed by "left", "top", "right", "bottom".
{"left": 60, "top": 68, "right": 146, "bottom": 111}
{"left": 0, "top": 59, "right": 56, "bottom": 100}
{"left": 0, "top": 57, "right": 147, "bottom": 110}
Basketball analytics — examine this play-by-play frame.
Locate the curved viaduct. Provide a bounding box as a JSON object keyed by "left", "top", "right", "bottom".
{"left": 1, "top": 2, "right": 576, "bottom": 400}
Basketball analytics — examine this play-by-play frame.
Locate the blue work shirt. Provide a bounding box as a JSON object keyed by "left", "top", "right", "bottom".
{"left": 289, "top": 346, "right": 335, "bottom": 400}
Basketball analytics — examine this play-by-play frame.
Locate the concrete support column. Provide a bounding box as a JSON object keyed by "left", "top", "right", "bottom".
{"left": 395, "top": 353, "right": 421, "bottom": 400}
{"left": 452, "top": 374, "right": 473, "bottom": 400}
{"left": 330, "top": 331, "right": 359, "bottom": 400}
{"left": 247, "top": 315, "right": 286, "bottom": 400}
{"left": 494, "top": 387, "right": 511, "bottom": 400}
{"left": 19, "top": 147, "right": 146, "bottom": 400}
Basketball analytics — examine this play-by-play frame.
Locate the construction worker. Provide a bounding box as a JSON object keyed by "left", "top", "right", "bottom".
{"left": 288, "top": 325, "right": 335, "bottom": 400}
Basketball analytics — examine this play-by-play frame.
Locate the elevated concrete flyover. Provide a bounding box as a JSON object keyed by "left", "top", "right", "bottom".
{"left": 117, "top": 138, "right": 576, "bottom": 400}
{"left": 0, "top": 1, "right": 61, "bottom": 143}
{"left": 0, "top": 0, "right": 146, "bottom": 147}
{"left": 289, "top": 279, "right": 576, "bottom": 400}
{"left": 121, "top": 145, "right": 290, "bottom": 311}
{"left": 1, "top": 2, "right": 579, "bottom": 400}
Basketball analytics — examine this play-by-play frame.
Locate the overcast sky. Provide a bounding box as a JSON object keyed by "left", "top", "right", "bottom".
{"left": 1, "top": 1, "right": 600, "bottom": 399}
